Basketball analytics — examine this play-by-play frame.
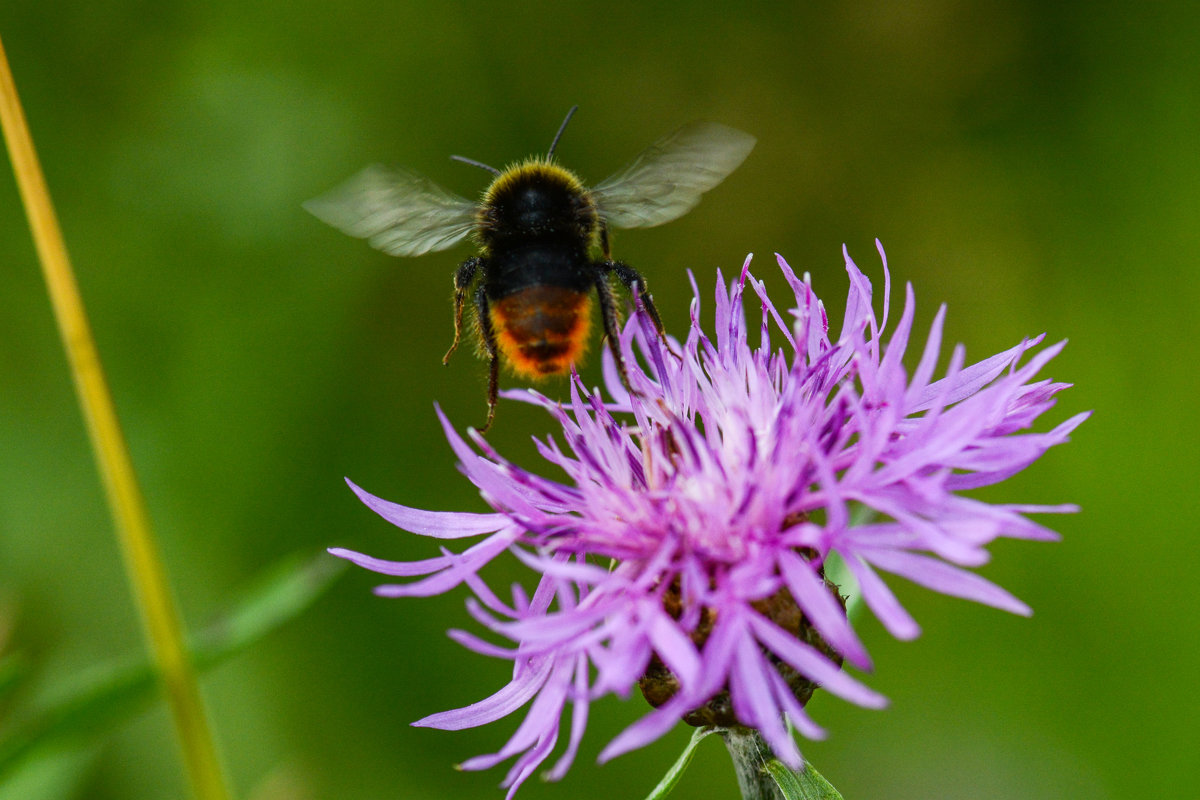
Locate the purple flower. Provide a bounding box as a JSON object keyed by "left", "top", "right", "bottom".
{"left": 334, "top": 242, "right": 1088, "bottom": 796}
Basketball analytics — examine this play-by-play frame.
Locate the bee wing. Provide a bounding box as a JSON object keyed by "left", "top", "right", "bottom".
{"left": 590, "top": 122, "right": 755, "bottom": 229}
{"left": 304, "top": 164, "right": 477, "bottom": 257}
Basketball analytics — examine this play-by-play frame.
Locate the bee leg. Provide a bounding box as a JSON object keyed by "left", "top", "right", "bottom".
{"left": 593, "top": 268, "right": 636, "bottom": 396}
{"left": 444, "top": 257, "right": 484, "bottom": 365}
{"left": 473, "top": 283, "right": 500, "bottom": 433}
{"left": 599, "top": 221, "right": 613, "bottom": 261}
{"left": 602, "top": 261, "right": 667, "bottom": 340}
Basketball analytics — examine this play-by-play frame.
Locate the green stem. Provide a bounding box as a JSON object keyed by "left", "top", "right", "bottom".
{"left": 0, "top": 34, "right": 231, "bottom": 800}
{"left": 720, "top": 728, "right": 785, "bottom": 800}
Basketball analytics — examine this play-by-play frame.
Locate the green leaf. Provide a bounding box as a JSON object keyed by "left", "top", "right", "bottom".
{"left": 190, "top": 550, "right": 345, "bottom": 667}
{"left": 0, "top": 550, "right": 343, "bottom": 780}
{"left": 764, "top": 759, "right": 845, "bottom": 800}
{"left": 0, "top": 747, "right": 94, "bottom": 800}
{"left": 642, "top": 726, "right": 715, "bottom": 800}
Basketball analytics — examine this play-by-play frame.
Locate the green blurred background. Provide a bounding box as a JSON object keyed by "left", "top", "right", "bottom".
{"left": 0, "top": 2, "right": 1193, "bottom": 798}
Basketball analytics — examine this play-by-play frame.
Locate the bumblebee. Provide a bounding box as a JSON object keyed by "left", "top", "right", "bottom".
{"left": 305, "top": 107, "right": 755, "bottom": 430}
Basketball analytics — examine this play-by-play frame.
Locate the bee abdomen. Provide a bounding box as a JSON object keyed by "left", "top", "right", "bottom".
{"left": 489, "top": 286, "right": 592, "bottom": 378}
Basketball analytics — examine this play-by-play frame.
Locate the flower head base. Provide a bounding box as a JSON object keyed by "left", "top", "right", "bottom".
{"left": 334, "top": 242, "right": 1088, "bottom": 795}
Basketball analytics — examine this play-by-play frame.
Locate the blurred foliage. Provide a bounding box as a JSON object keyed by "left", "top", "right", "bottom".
{"left": 1, "top": 2, "right": 1196, "bottom": 798}
{"left": 0, "top": 552, "right": 341, "bottom": 785}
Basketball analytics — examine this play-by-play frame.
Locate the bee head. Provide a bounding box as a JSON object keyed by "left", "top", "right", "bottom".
{"left": 480, "top": 160, "right": 596, "bottom": 246}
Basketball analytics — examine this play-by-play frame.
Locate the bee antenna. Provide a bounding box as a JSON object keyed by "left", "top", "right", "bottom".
{"left": 547, "top": 105, "right": 579, "bottom": 158}
{"left": 450, "top": 154, "right": 502, "bottom": 176}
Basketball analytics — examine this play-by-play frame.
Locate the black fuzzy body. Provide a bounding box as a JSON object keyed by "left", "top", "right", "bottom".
{"left": 477, "top": 163, "right": 599, "bottom": 300}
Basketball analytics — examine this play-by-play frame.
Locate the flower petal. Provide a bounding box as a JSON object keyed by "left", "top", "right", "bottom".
{"left": 346, "top": 478, "right": 510, "bottom": 538}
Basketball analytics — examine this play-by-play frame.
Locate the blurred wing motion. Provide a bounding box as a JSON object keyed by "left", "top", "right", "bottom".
{"left": 304, "top": 164, "right": 477, "bottom": 257}
{"left": 591, "top": 121, "right": 756, "bottom": 229}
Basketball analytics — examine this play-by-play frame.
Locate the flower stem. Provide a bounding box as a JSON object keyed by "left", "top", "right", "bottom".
{"left": 0, "top": 34, "right": 231, "bottom": 800}
{"left": 719, "top": 728, "right": 785, "bottom": 800}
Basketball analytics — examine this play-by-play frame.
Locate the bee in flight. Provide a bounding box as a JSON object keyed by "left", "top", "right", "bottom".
{"left": 305, "top": 107, "right": 755, "bottom": 431}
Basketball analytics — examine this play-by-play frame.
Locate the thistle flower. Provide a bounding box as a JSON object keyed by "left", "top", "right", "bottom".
{"left": 334, "top": 242, "right": 1088, "bottom": 796}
